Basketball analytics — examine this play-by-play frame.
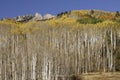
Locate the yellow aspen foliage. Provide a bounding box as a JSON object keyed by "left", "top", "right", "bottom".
{"left": 11, "top": 22, "right": 40, "bottom": 35}
{"left": 0, "top": 19, "right": 22, "bottom": 27}
{"left": 98, "top": 13, "right": 114, "bottom": 20}
{"left": 101, "top": 20, "right": 118, "bottom": 26}
{"left": 47, "top": 15, "right": 79, "bottom": 28}
{"left": 0, "top": 20, "right": 40, "bottom": 35}
{"left": 71, "top": 10, "right": 89, "bottom": 17}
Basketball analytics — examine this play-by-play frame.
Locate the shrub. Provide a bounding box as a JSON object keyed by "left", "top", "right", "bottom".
{"left": 77, "top": 17, "right": 103, "bottom": 24}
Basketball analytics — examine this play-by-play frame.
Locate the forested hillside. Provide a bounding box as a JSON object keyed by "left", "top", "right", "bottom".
{"left": 0, "top": 10, "right": 120, "bottom": 80}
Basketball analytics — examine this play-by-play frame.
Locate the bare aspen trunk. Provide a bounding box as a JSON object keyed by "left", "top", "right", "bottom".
{"left": 0, "top": 23, "right": 119, "bottom": 80}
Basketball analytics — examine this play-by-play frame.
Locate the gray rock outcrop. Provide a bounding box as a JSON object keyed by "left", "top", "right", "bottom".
{"left": 15, "top": 15, "right": 34, "bottom": 22}
{"left": 43, "top": 14, "right": 55, "bottom": 20}
{"left": 32, "top": 13, "right": 42, "bottom": 21}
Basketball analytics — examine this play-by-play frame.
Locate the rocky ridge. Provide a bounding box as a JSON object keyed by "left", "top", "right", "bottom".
{"left": 15, "top": 13, "right": 55, "bottom": 22}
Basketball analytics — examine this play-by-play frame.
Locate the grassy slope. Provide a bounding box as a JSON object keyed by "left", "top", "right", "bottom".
{"left": 80, "top": 72, "right": 120, "bottom": 80}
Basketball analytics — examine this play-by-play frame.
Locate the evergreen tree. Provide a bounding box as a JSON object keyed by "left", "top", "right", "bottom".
{"left": 115, "top": 11, "right": 120, "bottom": 17}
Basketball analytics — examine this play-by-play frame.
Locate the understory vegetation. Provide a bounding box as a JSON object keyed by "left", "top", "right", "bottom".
{"left": 0, "top": 10, "right": 120, "bottom": 80}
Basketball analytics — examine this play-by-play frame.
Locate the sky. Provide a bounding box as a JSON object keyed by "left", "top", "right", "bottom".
{"left": 0, "top": 0, "right": 120, "bottom": 18}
